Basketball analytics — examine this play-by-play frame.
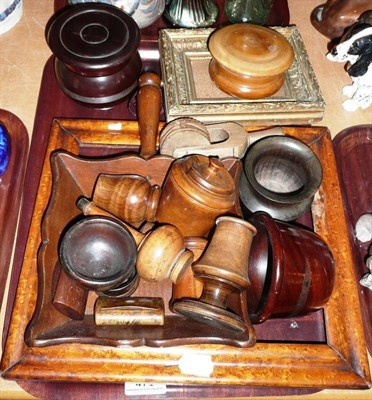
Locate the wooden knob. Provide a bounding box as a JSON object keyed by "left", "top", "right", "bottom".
{"left": 208, "top": 24, "right": 294, "bottom": 99}
{"left": 138, "top": 72, "right": 162, "bottom": 158}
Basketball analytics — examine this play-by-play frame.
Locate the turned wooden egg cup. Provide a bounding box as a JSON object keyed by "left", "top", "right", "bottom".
{"left": 172, "top": 216, "right": 257, "bottom": 333}
{"left": 93, "top": 174, "right": 161, "bottom": 225}
{"left": 208, "top": 24, "right": 294, "bottom": 99}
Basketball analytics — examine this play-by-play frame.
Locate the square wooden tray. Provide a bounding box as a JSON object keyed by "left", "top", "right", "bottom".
{"left": 159, "top": 26, "right": 325, "bottom": 126}
{"left": 1, "top": 119, "right": 370, "bottom": 389}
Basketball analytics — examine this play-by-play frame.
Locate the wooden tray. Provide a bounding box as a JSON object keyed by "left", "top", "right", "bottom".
{"left": 1, "top": 119, "right": 370, "bottom": 389}
{"left": 333, "top": 124, "right": 372, "bottom": 356}
{"left": 0, "top": 109, "right": 29, "bottom": 307}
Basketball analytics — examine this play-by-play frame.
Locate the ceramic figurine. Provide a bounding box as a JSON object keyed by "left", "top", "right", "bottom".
{"left": 326, "top": 11, "right": 372, "bottom": 112}
{"left": 311, "top": 0, "right": 371, "bottom": 40}
{"left": 355, "top": 213, "right": 372, "bottom": 291}
{"left": 360, "top": 245, "right": 372, "bottom": 291}
{"left": 0, "top": 122, "right": 10, "bottom": 176}
{"left": 355, "top": 213, "right": 372, "bottom": 243}
{"left": 208, "top": 24, "right": 294, "bottom": 99}
{"left": 68, "top": 0, "right": 165, "bottom": 29}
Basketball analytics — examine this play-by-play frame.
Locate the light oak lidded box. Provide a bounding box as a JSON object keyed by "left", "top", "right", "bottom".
{"left": 208, "top": 24, "right": 294, "bottom": 99}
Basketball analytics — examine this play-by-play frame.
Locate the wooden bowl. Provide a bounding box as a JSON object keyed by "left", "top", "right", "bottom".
{"left": 208, "top": 24, "right": 294, "bottom": 99}
{"left": 59, "top": 215, "right": 137, "bottom": 291}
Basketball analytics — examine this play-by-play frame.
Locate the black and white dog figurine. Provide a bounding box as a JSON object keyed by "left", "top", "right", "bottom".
{"left": 327, "top": 11, "right": 372, "bottom": 111}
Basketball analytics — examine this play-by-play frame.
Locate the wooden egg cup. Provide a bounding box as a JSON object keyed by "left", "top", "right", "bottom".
{"left": 93, "top": 174, "right": 161, "bottom": 226}
{"left": 172, "top": 216, "right": 257, "bottom": 333}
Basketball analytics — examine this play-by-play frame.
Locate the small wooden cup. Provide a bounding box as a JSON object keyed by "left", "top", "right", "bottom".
{"left": 208, "top": 24, "right": 294, "bottom": 99}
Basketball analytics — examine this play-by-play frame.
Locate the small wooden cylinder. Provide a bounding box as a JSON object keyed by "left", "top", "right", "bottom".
{"left": 94, "top": 297, "right": 165, "bottom": 326}
{"left": 53, "top": 264, "right": 89, "bottom": 320}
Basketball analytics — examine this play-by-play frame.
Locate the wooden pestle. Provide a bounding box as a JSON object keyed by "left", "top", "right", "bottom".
{"left": 137, "top": 72, "right": 162, "bottom": 158}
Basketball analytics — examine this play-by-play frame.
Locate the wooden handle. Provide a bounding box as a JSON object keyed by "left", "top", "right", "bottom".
{"left": 138, "top": 72, "right": 161, "bottom": 158}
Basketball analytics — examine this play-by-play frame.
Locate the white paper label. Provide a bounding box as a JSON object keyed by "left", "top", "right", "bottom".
{"left": 178, "top": 353, "right": 214, "bottom": 377}
{"left": 125, "top": 382, "right": 167, "bottom": 396}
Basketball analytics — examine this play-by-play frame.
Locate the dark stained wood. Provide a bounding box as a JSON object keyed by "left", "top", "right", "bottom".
{"left": 0, "top": 109, "right": 29, "bottom": 307}
{"left": 333, "top": 124, "right": 372, "bottom": 356}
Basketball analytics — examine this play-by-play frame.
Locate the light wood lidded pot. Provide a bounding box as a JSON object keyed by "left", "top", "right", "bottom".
{"left": 156, "top": 155, "right": 236, "bottom": 237}
{"left": 208, "top": 24, "right": 294, "bottom": 99}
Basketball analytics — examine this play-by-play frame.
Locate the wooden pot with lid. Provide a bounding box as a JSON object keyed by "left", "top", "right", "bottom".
{"left": 156, "top": 155, "right": 236, "bottom": 237}
{"left": 45, "top": 3, "right": 142, "bottom": 106}
{"left": 208, "top": 24, "right": 294, "bottom": 99}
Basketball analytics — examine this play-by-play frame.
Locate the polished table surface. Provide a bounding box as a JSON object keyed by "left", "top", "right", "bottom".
{"left": 0, "top": 0, "right": 371, "bottom": 399}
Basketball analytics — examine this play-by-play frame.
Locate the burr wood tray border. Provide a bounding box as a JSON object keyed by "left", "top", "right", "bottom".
{"left": 1, "top": 119, "right": 370, "bottom": 389}
{"left": 159, "top": 26, "right": 325, "bottom": 126}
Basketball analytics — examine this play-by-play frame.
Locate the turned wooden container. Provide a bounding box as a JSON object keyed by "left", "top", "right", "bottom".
{"left": 239, "top": 135, "right": 323, "bottom": 221}
{"left": 247, "top": 212, "right": 335, "bottom": 323}
{"left": 156, "top": 155, "right": 236, "bottom": 237}
{"left": 93, "top": 174, "right": 161, "bottom": 225}
{"left": 59, "top": 215, "right": 137, "bottom": 292}
{"left": 208, "top": 24, "right": 294, "bottom": 99}
{"left": 77, "top": 198, "right": 194, "bottom": 284}
{"left": 45, "top": 3, "right": 142, "bottom": 106}
{"left": 172, "top": 216, "right": 257, "bottom": 333}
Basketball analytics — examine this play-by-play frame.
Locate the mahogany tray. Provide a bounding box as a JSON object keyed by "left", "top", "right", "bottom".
{"left": 0, "top": 109, "right": 29, "bottom": 307}
{"left": 333, "top": 124, "right": 372, "bottom": 356}
{"left": 1, "top": 119, "right": 370, "bottom": 389}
